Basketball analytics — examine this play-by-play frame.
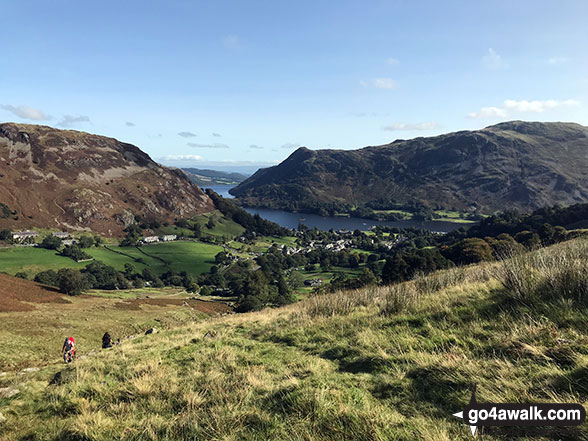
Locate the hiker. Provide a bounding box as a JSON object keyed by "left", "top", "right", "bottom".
{"left": 102, "top": 332, "right": 113, "bottom": 349}
{"left": 62, "top": 337, "right": 75, "bottom": 363}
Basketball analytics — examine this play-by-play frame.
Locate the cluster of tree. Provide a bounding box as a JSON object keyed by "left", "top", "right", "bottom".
{"left": 199, "top": 248, "right": 297, "bottom": 312}
{"left": 33, "top": 261, "right": 197, "bottom": 295}
{"left": 382, "top": 248, "right": 454, "bottom": 284}
{"left": 0, "top": 229, "right": 12, "bottom": 242}
{"left": 378, "top": 206, "right": 581, "bottom": 286}
{"left": 120, "top": 224, "right": 143, "bottom": 247}
{"left": 206, "top": 189, "right": 289, "bottom": 236}
{"left": 60, "top": 244, "right": 92, "bottom": 262}
{"left": 446, "top": 204, "right": 588, "bottom": 244}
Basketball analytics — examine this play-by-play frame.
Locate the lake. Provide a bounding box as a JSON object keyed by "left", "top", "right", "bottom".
{"left": 204, "top": 185, "right": 467, "bottom": 233}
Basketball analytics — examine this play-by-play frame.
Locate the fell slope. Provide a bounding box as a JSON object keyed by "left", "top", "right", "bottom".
{"left": 0, "top": 123, "right": 214, "bottom": 235}
{"left": 2, "top": 238, "right": 587, "bottom": 440}
{"left": 231, "top": 121, "right": 588, "bottom": 213}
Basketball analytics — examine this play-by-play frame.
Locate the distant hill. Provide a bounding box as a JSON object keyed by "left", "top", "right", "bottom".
{"left": 182, "top": 168, "right": 248, "bottom": 186}
{"left": 0, "top": 123, "right": 214, "bottom": 235}
{"left": 231, "top": 121, "right": 588, "bottom": 214}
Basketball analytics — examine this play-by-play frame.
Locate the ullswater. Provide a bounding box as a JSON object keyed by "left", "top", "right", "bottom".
{"left": 205, "top": 185, "right": 467, "bottom": 233}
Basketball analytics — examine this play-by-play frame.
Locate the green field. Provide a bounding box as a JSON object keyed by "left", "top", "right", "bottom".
{"left": 0, "top": 241, "right": 224, "bottom": 278}
{"left": 192, "top": 210, "right": 246, "bottom": 239}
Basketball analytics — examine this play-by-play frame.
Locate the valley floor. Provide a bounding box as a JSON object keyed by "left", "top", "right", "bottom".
{"left": 1, "top": 239, "right": 587, "bottom": 440}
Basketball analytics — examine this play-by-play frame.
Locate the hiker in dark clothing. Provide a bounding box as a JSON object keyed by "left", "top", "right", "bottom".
{"left": 102, "top": 332, "right": 113, "bottom": 349}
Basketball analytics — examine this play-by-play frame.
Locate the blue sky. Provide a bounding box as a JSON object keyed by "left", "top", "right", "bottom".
{"left": 1, "top": 1, "right": 587, "bottom": 173}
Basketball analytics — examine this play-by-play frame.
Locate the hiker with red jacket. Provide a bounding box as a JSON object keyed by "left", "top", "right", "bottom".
{"left": 62, "top": 337, "right": 75, "bottom": 363}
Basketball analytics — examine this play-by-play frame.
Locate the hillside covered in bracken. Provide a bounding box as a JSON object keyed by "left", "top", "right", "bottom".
{"left": 0, "top": 123, "right": 214, "bottom": 236}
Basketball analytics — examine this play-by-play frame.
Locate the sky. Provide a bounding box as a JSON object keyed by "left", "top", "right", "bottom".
{"left": 1, "top": 0, "right": 587, "bottom": 174}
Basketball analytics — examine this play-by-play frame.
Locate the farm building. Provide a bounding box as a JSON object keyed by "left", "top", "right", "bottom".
{"left": 12, "top": 230, "right": 39, "bottom": 240}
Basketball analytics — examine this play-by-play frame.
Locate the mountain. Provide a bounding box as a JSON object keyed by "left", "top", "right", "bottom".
{"left": 182, "top": 168, "right": 248, "bottom": 186}
{"left": 0, "top": 123, "right": 214, "bottom": 235}
{"left": 231, "top": 121, "right": 588, "bottom": 214}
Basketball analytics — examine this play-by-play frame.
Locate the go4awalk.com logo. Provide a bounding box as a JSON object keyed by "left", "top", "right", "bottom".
{"left": 452, "top": 386, "right": 586, "bottom": 437}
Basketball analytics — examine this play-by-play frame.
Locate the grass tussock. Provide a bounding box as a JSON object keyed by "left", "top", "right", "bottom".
{"left": 1, "top": 239, "right": 588, "bottom": 440}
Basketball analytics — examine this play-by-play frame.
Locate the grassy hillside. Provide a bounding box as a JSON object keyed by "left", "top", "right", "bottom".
{"left": 0, "top": 283, "right": 231, "bottom": 371}
{"left": 1, "top": 239, "right": 587, "bottom": 440}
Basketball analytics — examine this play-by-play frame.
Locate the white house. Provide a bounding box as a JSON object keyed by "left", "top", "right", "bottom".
{"left": 143, "top": 236, "right": 159, "bottom": 243}
{"left": 52, "top": 232, "right": 70, "bottom": 239}
{"left": 160, "top": 234, "right": 177, "bottom": 242}
{"left": 12, "top": 230, "right": 39, "bottom": 240}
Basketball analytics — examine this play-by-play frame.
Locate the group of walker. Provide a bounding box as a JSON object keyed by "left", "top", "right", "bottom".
{"left": 61, "top": 332, "right": 115, "bottom": 363}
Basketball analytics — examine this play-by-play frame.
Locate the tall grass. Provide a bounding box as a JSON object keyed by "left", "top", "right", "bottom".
{"left": 497, "top": 238, "right": 588, "bottom": 306}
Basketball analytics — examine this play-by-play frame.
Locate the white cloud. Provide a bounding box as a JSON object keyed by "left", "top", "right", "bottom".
{"left": 1, "top": 104, "right": 51, "bottom": 121}
{"left": 222, "top": 34, "right": 242, "bottom": 51}
{"left": 249, "top": 144, "right": 264, "bottom": 149}
{"left": 57, "top": 115, "right": 91, "bottom": 127}
{"left": 481, "top": 48, "right": 507, "bottom": 69}
{"left": 188, "top": 142, "right": 230, "bottom": 149}
{"left": 382, "top": 122, "right": 441, "bottom": 131}
{"left": 161, "top": 154, "right": 203, "bottom": 161}
{"left": 468, "top": 106, "right": 508, "bottom": 119}
{"left": 548, "top": 56, "right": 569, "bottom": 65}
{"left": 178, "top": 131, "right": 197, "bottom": 138}
{"left": 281, "top": 142, "right": 300, "bottom": 149}
{"left": 362, "top": 78, "right": 398, "bottom": 90}
{"left": 504, "top": 99, "right": 579, "bottom": 113}
{"left": 386, "top": 57, "right": 399, "bottom": 66}
{"left": 468, "top": 99, "right": 579, "bottom": 119}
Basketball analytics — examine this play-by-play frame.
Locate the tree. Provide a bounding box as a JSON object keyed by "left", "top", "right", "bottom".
{"left": 15, "top": 272, "right": 28, "bottom": 280}
{"left": 58, "top": 268, "right": 88, "bottom": 295}
{"left": 120, "top": 224, "right": 143, "bottom": 247}
{"left": 124, "top": 263, "right": 136, "bottom": 277}
{"left": 34, "top": 270, "right": 59, "bottom": 287}
{"left": 200, "top": 285, "right": 214, "bottom": 296}
{"left": 215, "top": 251, "right": 228, "bottom": 265}
{"left": 357, "top": 268, "right": 377, "bottom": 287}
{"left": 206, "top": 217, "right": 217, "bottom": 229}
{"left": 40, "top": 235, "right": 62, "bottom": 250}
{"left": 287, "top": 271, "right": 305, "bottom": 290}
{"left": 83, "top": 261, "right": 120, "bottom": 289}
{"left": 61, "top": 244, "right": 91, "bottom": 262}
{"left": 152, "top": 277, "right": 165, "bottom": 288}
{"left": 142, "top": 268, "right": 155, "bottom": 282}
{"left": 0, "top": 229, "right": 11, "bottom": 241}
{"left": 175, "top": 218, "right": 190, "bottom": 228}
{"left": 93, "top": 235, "right": 103, "bottom": 247}
{"left": 78, "top": 235, "right": 95, "bottom": 248}
{"left": 514, "top": 231, "right": 541, "bottom": 250}
{"left": 236, "top": 296, "right": 263, "bottom": 313}
{"left": 382, "top": 254, "right": 409, "bottom": 284}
